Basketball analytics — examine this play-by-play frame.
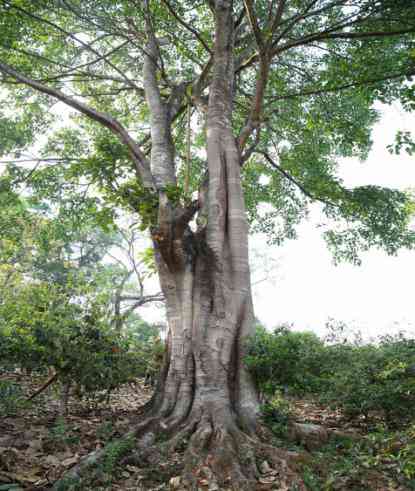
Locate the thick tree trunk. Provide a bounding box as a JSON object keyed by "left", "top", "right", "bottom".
{"left": 141, "top": 229, "right": 304, "bottom": 489}
{"left": 141, "top": 239, "right": 260, "bottom": 487}
{"left": 134, "top": 3, "right": 305, "bottom": 488}
{"left": 145, "top": 0, "right": 256, "bottom": 450}
{"left": 54, "top": 3, "right": 306, "bottom": 489}
{"left": 150, "top": 234, "right": 259, "bottom": 428}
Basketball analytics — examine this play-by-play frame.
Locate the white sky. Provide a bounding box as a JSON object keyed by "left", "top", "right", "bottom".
{"left": 251, "top": 102, "right": 415, "bottom": 339}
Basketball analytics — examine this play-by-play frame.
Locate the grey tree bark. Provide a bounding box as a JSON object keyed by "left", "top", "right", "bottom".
{"left": 4, "top": 1, "right": 306, "bottom": 488}
{"left": 134, "top": 2, "right": 305, "bottom": 488}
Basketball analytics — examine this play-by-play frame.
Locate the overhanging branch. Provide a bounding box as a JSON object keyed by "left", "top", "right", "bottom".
{"left": 257, "top": 150, "right": 338, "bottom": 208}
{"left": 269, "top": 68, "right": 415, "bottom": 102}
{"left": 0, "top": 60, "right": 154, "bottom": 188}
{"left": 274, "top": 27, "right": 415, "bottom": 57}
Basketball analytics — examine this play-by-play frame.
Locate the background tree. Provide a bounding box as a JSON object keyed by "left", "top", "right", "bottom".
{"left": 1, "top": 0, "right": 415, "bottom": 488}
{"left": 0, "top": 173, "right": 164, "bottom": 413}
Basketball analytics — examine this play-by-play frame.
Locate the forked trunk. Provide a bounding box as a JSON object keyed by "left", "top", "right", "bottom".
{"left": 147, "top": 0, "right": 259, "bottom": 435}
{"left": 137, "top": 3, "right": 305, "bottom": 488}
{"left": 150, "top": 213, "right": 259, "bottom": 433}
{"left": 54, "top": 3, "right": 306, "bottom": 488}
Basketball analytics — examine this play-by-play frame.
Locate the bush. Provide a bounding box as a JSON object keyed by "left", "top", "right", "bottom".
{"left": 260, "top": 391, "right": 293, "bottom": 438}
{"left": 323, "top": 336, "right": 415, "bottom": 422}
{"left": 0, "top": 281, "right": 165, "bottom": 407}
{"left": 245, "top": 324, "right": 415, "bottom": 424}
{"left": 245, "top": 325, "right": 326, "bottom": 397}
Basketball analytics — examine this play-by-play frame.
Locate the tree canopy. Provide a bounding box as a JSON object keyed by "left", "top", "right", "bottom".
{"left": 0, "top": 0, "right": 414, "bottom": 262}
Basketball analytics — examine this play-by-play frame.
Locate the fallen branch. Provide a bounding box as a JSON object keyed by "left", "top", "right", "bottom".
{"left": 27, "top": 372, "right": 59, "bottom": 401}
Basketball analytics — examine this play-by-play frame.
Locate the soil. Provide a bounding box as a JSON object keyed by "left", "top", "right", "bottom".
{"left": 0, "top": 371, "right": 412, "bottom": 490}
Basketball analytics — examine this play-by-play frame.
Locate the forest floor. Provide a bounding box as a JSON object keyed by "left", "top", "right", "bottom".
{"left": 0, "top": 371, "right": 413, "bottom": 490}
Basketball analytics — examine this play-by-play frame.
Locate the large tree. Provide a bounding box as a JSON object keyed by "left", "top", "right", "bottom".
{"left": 1, "top": 0, "right": 415, "bottom": 488}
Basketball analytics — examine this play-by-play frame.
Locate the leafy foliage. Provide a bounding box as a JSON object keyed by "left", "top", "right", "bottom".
{"left": 245, "top": 324, "right": 326, "bottom": 396}
{"left": 0, "top": 1, "right": 414, "bottom": 260}
{"left": 0, "top": 172, "right": 165, "bottom": 409}
{"left": 246, "top": 324, "right": 415, "bottom": 424}
{"left": 0, "top": 280, "right": 164, "bottom": 404}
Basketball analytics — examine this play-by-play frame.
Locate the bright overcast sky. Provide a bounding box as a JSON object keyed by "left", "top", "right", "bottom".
{"left": 251, "top": 102, "right": 415, "bottom": 339}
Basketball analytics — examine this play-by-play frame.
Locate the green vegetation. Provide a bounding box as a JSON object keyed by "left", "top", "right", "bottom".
{"left": 302, "top": 426, "right": 415, "bottom": 490}
{"left": 246, "top": 324, "right": 415, "bottom": 424}
{"left": 246, "top": 323, "right": 415, "bottom": 490}
{"left": 0, "top": 1, "right": 414, "bottom": 488}
{"left": 0, "top": 167, "right": 164, "bottom": 413}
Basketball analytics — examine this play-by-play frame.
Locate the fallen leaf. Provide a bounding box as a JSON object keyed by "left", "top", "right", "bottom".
{"left": 44, "top": 455, "right": 60, "bottom": 467}
{"left": 61, "top": 455, "right": 79, "bottom": 467}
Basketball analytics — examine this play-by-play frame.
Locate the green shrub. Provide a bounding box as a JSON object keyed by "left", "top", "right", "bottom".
{"left": 0, "top": 282, "right": 165, "bottom": 408}
{"left": 246, "top": 324, "right": 415, "bottom": 425}
{"left": 261, "top": 391, "right": 293, "bottom": 438}
{"left": 323, "top": 336, "right": 415, "bottom": 422}
{"left": 245, "top": 325, "right": 326, "bottom": 397}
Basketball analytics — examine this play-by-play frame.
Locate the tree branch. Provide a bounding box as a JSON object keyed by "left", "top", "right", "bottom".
{"left": 0, "top": 61, "right": 154, "bottom": 188}
{"left": 274, "top": 28, "right": 415, "bottom": 57}
{"left": 269, "top": 0, "right": 287, "bottom": 36}
{"left": 27, "top": 372, "right": 59, "bottom": 401}
{"left": 257, "top": 151, "right": 338, "bottom": 208}
{"left": 243, "top": 0, "right": 265, "bottom": 52}
{"left": 237, "top": 57, "right": 270, "bottom": 152}
{"left": 271, "top": 0, "right": 341, "bottom": 48}
{"left": 269, "top": 68, "right": 415, "bottom": 102}
{"left": 142, "top": 0, "right": 176, "bottom": 187}
{"left": 161, "top": 0, "right": 212, "bottom": 54}
{"left": 43, "top": 40, "right": 137, "bottom": 87}
{"left": 237, "top": 2, "right": 415, "bottom": 72}
{"left": 7, "top": 3, "right": 142, "bottom": 92}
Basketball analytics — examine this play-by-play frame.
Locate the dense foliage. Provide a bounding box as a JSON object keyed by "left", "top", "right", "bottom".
{"left": 0, "top": 279, "right": 164, "bottom": 410}
{"left": 0, "top": 174, "right": 164, "bottom": 412}
{"left": 0, "top": 1, "right": 414, "bottom": 263}
{"left": 246, "top": 324, "right": 415, "bottom": 424}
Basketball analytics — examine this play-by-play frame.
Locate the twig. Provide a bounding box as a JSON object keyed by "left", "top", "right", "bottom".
{"left": 27, "top": 372, "right": 59, "bottom": 401}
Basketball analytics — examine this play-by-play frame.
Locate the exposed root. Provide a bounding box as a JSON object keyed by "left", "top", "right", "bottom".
{"left": 52, "top": 412, "right": 306, "bottom": 491}
{"left": 179, "top": 420, "right": 306, "bottom": 491}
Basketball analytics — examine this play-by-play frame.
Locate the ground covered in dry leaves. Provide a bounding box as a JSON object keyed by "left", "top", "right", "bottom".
{"left": 0, "top": 372, "right": 413, "bottom": 490}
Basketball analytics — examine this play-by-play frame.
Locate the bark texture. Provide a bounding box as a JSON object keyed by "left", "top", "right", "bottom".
{"left": 148, "top": 0, "right": 258, "bottom": 431}
{"left": 127, "top": 2, "right": 305, "bottom": 489}
{"left": 54, "top": 2, "right": 306, "bottom": 489}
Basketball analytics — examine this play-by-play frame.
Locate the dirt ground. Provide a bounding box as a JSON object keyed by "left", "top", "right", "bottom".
{"left": 0, "top": 371, "right": 412, "bottom": 490}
